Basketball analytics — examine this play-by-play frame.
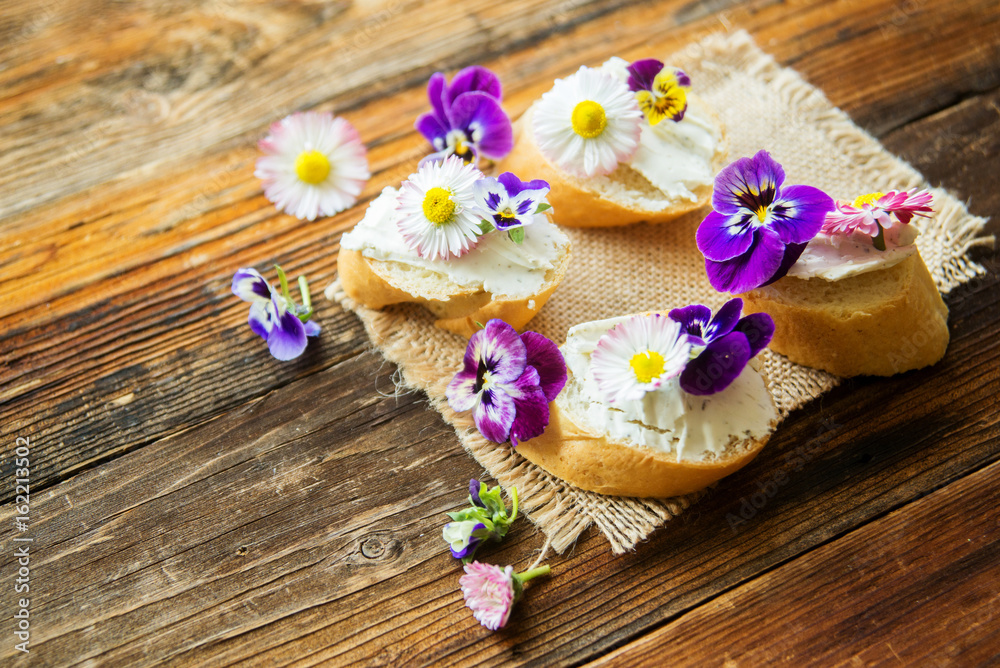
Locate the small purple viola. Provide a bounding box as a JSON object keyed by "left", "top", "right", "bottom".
{"left": 669, "top": 298, "right": 774, "bottom": 396}
{"left": 446, "top": 320, "right": 566, "bottom": 445}
{"left": 697, "top": 150, "right": 834, "bottom": 294}
{"left": 474, "top": 172, "right": 551, "bottom": 243}
{"left": 231, "top": 266, "right": 320, "bottom": 361}
{"left": 443, "top": 479, "right": 518, "bottom": 562}
{"left": 416, "top": 66, "right": 513, "bottom": 167}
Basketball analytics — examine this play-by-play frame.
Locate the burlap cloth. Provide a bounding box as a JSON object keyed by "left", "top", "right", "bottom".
{"left": 328, "top": 30, "right": 990, "bottom": 554}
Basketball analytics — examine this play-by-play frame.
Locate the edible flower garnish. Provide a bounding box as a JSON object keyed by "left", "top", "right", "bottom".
{"left": 669, "top": 298, "right": 774, "bottom": 395}
{"left": 460, "top": 561, "right": 550, "bottom": 631}
{"left": 626, "top": 58, "right": 690, "bottom": 125}
{"left": 447, "top": 320, "right": 566, "bottom": 445}
{"left": 443, "top": 479, "right": 518, "bottom": 562}
{"left": 532, "top": 66, "right": 643, "bottom": 177}
{"left": 697, "top": 150, "right": 834, "bottom": 294}
{"left": 231, "top": 266, "right": 320, "bottom": 361}
{"left": 255, "top": 111, "right": 369, "bottom": 221}
{"left": 590, "top": 314, "right": 691, "bottom": 404}
{"left": 396, "top": 155, "right": 485, "bottom": 260}
{"left": 473, "top": 172, "right": 551, "bottom": 244}
{"left": 416, "top": 66, "right": 513, "bottom": 168}
{"left": 822, "top": 189, "right": 933, "bottom": 250}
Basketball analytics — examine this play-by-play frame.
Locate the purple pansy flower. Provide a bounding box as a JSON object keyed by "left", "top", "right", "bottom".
{"left": 416, "top": 66, "right": 513, "bottom": 167}
{"left": 697, "top": 150, "right": 834, "bottom": 294}
{"left": 446, "top": 320, "right": 566, "bottom": 445}
{"left": 626, "top": 58, "right": 691, "bottom": 125}
{"left": 443, "top": 520, "right": 488, "bottom": 559}
{"left": 443, "top": 479, "right": 518, "bottom": 562}
{"left": 231, "top": 267, "right": 320, "bottom": 361}
{"left": 474, "top": 172, "right": 551, "bottom": 237}
{"left": 669, "top": 298, "right": 774, "bottom": 396}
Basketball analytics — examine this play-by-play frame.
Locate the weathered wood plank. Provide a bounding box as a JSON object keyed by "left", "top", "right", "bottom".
{"left": 1, "top": 263, "right": 996, "bottom": 665}
{"left": 588, "top": 459, "right": 1000, "bottom": 667}
{"left": 2, "top": 0, "right": 998, "bottom": 503}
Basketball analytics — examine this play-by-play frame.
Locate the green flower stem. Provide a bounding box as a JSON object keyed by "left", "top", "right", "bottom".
{"left": 298, "top": 275, "right": 312, "bottom": 311}
{"left": 275, "top": 265, "right": 292, "bottom": 302}
{"left": 517, "top": 565, "right": 551, "bottom": 582}
{"left": 509, "top": 487, "right": 518, "bottom": 522}
{"left": 872, "top": 224, "right": 886, "bottom": 251}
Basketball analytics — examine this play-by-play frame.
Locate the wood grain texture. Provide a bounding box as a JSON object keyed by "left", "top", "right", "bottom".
{"left": 589, "top": 459, "right": 1000, "bottom": 667}
{"left": 2, "top": 0, "right": 999, "bottom": 503}
{"left": 1, "top": 0, "right": 999, "bottom": 664}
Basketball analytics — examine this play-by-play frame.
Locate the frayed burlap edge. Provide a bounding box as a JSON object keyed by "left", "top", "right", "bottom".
{"left": 328, "top": 30, "right": 991, "bottom": 554}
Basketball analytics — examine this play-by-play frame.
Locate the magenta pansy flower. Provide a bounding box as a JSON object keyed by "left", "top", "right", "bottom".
{"left": 697, "top": 150, "right": 834, "bottom": 293}
{"left": 823, "top": 189, "right": 933, "bottom": 249}
{"left": 416, "top": 66, "right": 513, "bottom": 167}
{"left": 447, "top": 320, "right": 566, "bottom": 445}
{"left": 669, "top": 298, "right": 774, "bottom": 396}
{"left": 460, "top": 561, "right": 550, "bottom": 631}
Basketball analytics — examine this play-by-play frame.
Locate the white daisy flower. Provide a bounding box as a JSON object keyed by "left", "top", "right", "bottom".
{"left": 590, "top": 314, "right": 691, "bottom": 404}
{"left": 255, "top": 111, "right": 370, "bottom": 221}
{"left": 531, "top": 66, "right": 643, "bottom": 178}
{"left": 395, "top": 155, "right": 485, "bottom": 260}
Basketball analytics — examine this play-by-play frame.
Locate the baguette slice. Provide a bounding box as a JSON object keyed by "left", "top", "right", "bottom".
{"left": 498, "top": 95, "right": 727, "bottom": 228}
{"left": 516, "top": 315, "right": 779, "bottom": 498}
{"left": 741, "top": 252, "right": 949, "bottom": 377}
{"left": 337, "top": 245, "right": 570, "bottom": 339}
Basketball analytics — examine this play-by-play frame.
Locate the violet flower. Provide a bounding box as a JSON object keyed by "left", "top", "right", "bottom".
{"left": 697, "top": 150, "right": 834, "bottom": 294}
{"left": 232, "top": 266, "right": 320, "bottom": 361}
{"left": 460, "top": 561, "right": 550, "bottom": 631}
{"left": 443, "top": 479, "right": 518, "bottom": 562}
{"left": 669, "top": 298, "right": 774, "bottom": 396}
{"left": 626, "top": 58, "right": 691, "bottom": 125}
{"left": 416, "top": 66, "right": 513, "bottom": 167}
{"left": 446, "top": 320, "right": 566, "bottom": 445}
{"left": 473, "top": 172, "right": 551, "bottom": 243}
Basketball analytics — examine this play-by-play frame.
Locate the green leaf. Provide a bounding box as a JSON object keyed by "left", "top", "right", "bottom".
{"left": 298, "top": 274, "right": 312, "bottom": 311}
{"left": 274, "top": 265, "right": 292, "bottom": 302}
{"left": 478, "top": 219, "right": 495, "bottom": 235}
{"left": 508, "top": 227, "right": 525, "bottom": 244}
{"left": 534, "top": 202, "right": 552, "bottom": 214}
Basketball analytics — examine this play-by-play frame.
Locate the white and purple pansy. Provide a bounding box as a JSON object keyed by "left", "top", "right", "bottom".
{"left": 473, "top": 172, "right": 551, "bottom": 243}
{"left": 443, "top": 519, "right": 488, "bottom": 560}
{"left": 669, "top": 298, "right": 774, "bottom": 396}
{"left": 446, "top": 320, "right": 566, "bottom": 445}
{"left": 626, "top": 58, "right": 691, "bottom": 125}
{"left": 231, "top": 266, "right": 320, "bottom": 361}
{"left": 697, "top": 150, "right": 834, "bottom": 294}
{"left": 416, "top": 66, "right": 513, "bottom": 167}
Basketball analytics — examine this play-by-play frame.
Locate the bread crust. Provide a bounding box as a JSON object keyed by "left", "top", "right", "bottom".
{"left": 742, "top": 253, "right": 949, "bottom": 377}
{"left": 515, "top": 403, "right": 772, "bottom": 498}
{"left": 336, "top": 244, "right": 571, "bottom": 339}
{"left": 498, "top": 97, "right": 726, "bottom": 227}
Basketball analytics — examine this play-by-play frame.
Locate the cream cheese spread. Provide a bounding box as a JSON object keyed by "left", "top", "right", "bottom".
{"left": 558, "top": 315, "right": 777, "bottom": 462}
{"left": 601, "top": 57, "right": 720, "bottom": 203}
{"left": 339, "top": 186, "right": 569, "bottom": 297}
{"left": 787, "top": 224, "right": 919, "bottom": 281}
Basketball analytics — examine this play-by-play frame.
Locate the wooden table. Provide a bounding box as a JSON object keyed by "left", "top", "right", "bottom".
{"left": 2, "top": 0, "right": 998, "bottom": 664}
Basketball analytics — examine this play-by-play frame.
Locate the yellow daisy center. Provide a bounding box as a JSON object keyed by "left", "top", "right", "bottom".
{"left": 294, "top": 150, "right": 331, "bottom": 185}
{"left": 852, "top": 192, "right": 884, "bottom": 209}
{"left": 629, "top": 350, "right": 665, "bottom": 384}
{"left": 422, "top": 187, "right": 456, "bottom": 225}
{"left": 571, "top": 100, "right": 607, "bottom": 138}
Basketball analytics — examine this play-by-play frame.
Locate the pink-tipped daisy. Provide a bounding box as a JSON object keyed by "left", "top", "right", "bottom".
{"left": 395, "top": 155, "right": 485, "bottom": 260}
{"left": 590, "top": 314, "right": 691, "bottom": 404}
{"left": 532, "top": 66, "right": 643, "bottom": 178}
{"left": 823, "top": 189, "right": 934, "bottom": 238}
{"left": 255, "top": 111, "right": 370, "bottom": 221}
